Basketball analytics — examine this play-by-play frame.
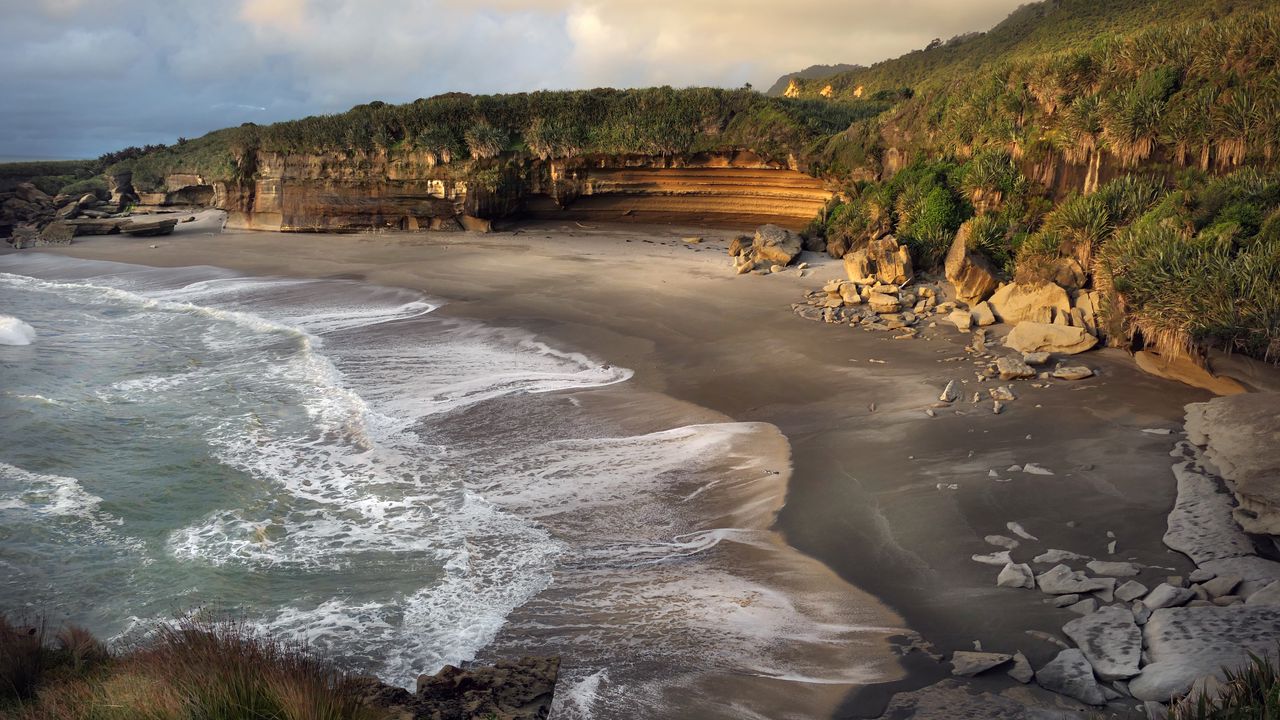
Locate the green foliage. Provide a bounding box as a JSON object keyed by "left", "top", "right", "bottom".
{"left": 0, "top": 160, "right": 100, "bottom": 196}
{"left": 1099, "top": 168, "right": 1280, "bottom": 360}
{"left": 1170, "top": 651, "right": 1280, "bottom": 719}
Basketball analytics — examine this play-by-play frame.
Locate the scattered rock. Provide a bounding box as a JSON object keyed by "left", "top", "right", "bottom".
{"left": 1188, "top": 569, "right": 1216, "bottom": 584}
{"left": 998, "top": 563, "right": 1037, "bottom": 589}
{"left": 997, "top": 356, "right": 1036, "bottom": 380}
{"left": 990, "top": 386, "right": 1017, "bottom": 402}
{"left": 868, "top": 292, "right": 902, "bottom": 314}
{"left": 986, "top": 535, "right": 1020, "bottom": 550}
{"left": 1198, "top": 556, "right": 1280, "bottom": 599}
{"left": 973, "top": 550, "right": 1014, "bottom": 567}
{"left": 940, "top": 380, "right": 959, "bottom": 403}
{"left": 1116, "top": 581, "right": 1149, "bottom": 603}
{"left": 1037, "top": 564, "right": 1116, "bottom": 596}
{"left": 1005, "top": 322, "right": 1099, "bottom": 355}
{"left": 1063, "top": 605, "right": 1142, "bottom": 680}
{"left": 948, "top": 309, "right": 973, "bottom": 331}
{"left": 951, "top": 651, "right": 1013, "bottom": 677}
{"left": 1034, "top": 549, "right": 1091, "bottom": 564}
{"left": 1142, "top": 584, "right": 1195, "bottom": 610}
{"left": 1008, "top": 652, "right": 1035, "bottom": 683}
{"left": 1007, "top": 522, "right": 1039, "bottom": 541}
{"left": 1053, "top": 594, "right": 1081, "bottom": 608}
{"left": 1023, "top": 352, "right": 1051, "bottom": 366}
{"left": 970, "top": 301, "right": 997, "bottom": 327}
{"left": 1202, "top": 575, "right": 1242, "bottom": 598}
{"left": 1022, "top": 463, "right": 1054, "bottom": 476}
{"left": 1067, "top": 598, "right": 1099, "bottom": 615}
{"left": 1036, "top": 648, "right": 1106, "bottom": 706}
{"left": 1052, "top": 366, "right": 1094, "bottom": 381}
{"left": 1086, "top": 561, "right": 1142, "bottom": 577}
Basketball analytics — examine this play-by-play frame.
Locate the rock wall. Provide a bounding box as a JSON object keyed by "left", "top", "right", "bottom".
{"left": 162, "top": 150, "right": 833, "bottom": 232}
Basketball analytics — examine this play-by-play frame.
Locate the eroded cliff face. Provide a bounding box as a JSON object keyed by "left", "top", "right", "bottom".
{"left": 151, "top": 150, "right": 833, "bottom": 232}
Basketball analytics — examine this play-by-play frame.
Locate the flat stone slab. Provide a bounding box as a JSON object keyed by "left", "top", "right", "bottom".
{"left": 1036, "top": 648, "right": 1106, "bottom": 706}
{"left": 1063, "top": 605, "right": 1142, "bottom": 680}
{"left": 1033, "top": 549, "right": 1091, "bottom": 564}
{"left": 1199, "top": 556, "right": 1280, "bottom": 599}
{"left": 1036, "top": 564, "right": 1116, "bottom": 596}
{"left": 1116, "top": 580, "right": 1149, "bottom": 603}
{"left": 1246, "top": 581, "right": 1280, "bottom": 606}
{"left": 1163, "top": 447, "right": 1255, "bottom": 564}
{"left": 952, "top": 651, "right": 1012, "bottom": 677}
{"left": 874, "top": 679, "right": 1081, "bottom": 719}
{"left": 1086, "top": 560, "right": 1141, "bottom": 577}
{"left": 1129, "top": 605, "right": 1280, "bottom": 702}
{"left": 1008, "top": 652, "right": 1034, "bottom": 683}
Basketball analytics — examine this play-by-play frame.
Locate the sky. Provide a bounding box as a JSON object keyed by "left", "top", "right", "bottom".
{"left": 0, "top": 0, "right": 1025, "bottom": 160}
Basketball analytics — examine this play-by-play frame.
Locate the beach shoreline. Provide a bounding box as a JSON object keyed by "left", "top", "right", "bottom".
{"left": 11, "top": 216, "right": 1214, "bottom": 716}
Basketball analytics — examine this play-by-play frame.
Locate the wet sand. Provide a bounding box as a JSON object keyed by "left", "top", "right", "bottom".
{"left": 22, "top": 214, "right": 1212, "bottom": 717}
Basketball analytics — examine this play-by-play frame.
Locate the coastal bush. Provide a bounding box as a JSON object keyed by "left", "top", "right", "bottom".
{"left": 0, "top": 615, "right": 386, "bottom": 720}
{"left": 1169, "top": 651, "right": 1280, "bottom": 719}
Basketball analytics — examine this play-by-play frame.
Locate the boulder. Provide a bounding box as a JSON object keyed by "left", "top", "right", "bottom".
{"left": 868, "top": 292, "right": 902, "bottom": 314}
{"left": 997, "top": 563, "right": 1036, "bottom": 589}
{"left": 1246, "top": 581, "right": 1280, "bottom": 606}
{"left": 1143, "top": 583, "right": 1194, "bottom": 610}
{"left": 1184, "top": 394, "right": 1280, "bottom": 535}
{"left": 867, "top": 235, "right": 913, "bottom": 285}
{"left": 1005, "top": 322, "right": 1099, "bottom": 355}
{"left": 871, "top": 678, "right": 1079, "bottom": 719}
{"left": 1197, "top": 556, "right": 1280, "bottom": 599}
{"left": 945, "top": 222, "right": 1001, "bottom": 303}
{"left": 1116, "top": 581, "right": 1149, "bottom": 603}
{"left": 951, "top": 651, "right": 1012, "bottom": 677}
{"left": 1049, "top": 257, "right": 1088, "bottom": 290}
{"left": 989, "top": 282, "right": 1072, "bottom": 326}
{"left": 1129, "top": 605, "right": 1280, "bottom": 702}
{"left": 752, "top": 224, "right": 802, "bottom": 267}
{"left": 997, "top": 356, "right": 1036, "bottom": 380}
{"left": 970, "top": 301, "right": 997, "bottom": 327}
{"left": 1023, "top": 352, "right": 1051, "bottom": 366}
{"left": 121, "top": 218, "right": 178, "bottom": 237}
{"left": 1008, "top": 652, "right": 1035, "bottom": 683}
{"left": 1036, "top": 648, "right": 1106, "bottom": 706}
{"left": 728, "top": 234, "right": 752, "bottom": 256}
{"left": 14, "top": 182, "right": 52, "bottom": 205}
{"left": 37, "top": 221, "right": 75, "bottom": 245}
{"left": 1063, "top": 605, "right": 1142, "bottom": 680}
{"left": 843, "top": 249, "right": 874, "bottom": 283}
{"left": 413, "top": 656, "right": 560, "bottom": 720}
{"left": 1086, "top": 561, "right": 1141, "bottom": 577}
{"left": 947, "top": 309, "right": 973, "bottom": 331}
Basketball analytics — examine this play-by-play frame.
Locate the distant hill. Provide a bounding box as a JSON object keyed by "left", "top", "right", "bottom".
{"left": 765, "top": 64, "right": 862, "bottom": 97}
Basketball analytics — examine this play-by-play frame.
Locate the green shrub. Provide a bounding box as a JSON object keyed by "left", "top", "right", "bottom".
{"left": 1170, "top": 651, "right": 1280, "bottom": 719}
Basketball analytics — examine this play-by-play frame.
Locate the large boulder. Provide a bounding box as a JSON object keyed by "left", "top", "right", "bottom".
{"left": 867, "top": 235, "right": 913, "bottom": 285}
{"left": 843, "top": 249, "right": 874, "bottom": 283}
{"left": 415, "top": 656, "right": 560, "bottom": 720}
{"left": 1129, "top": 605, "right": 1280, "bottom": 702}
{"left": 1185, "top": 394, "right": 1280, "bottom": 535}
{"left": 945, "top": 222, "right": 1001, "bottom": 303}
{"left": 14, "top": 182, "right": 52, "bottom": 205}
{"left": 988, "top": 282, "right": 1072, "bottom": 326}
{"left": 752, "top": 224, "right": 803, "bottom": 267}
{"left": 1005, "top": 322, "right": 1098, "bottom": 355}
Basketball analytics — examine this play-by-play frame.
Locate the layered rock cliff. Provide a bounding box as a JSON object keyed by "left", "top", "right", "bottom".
{"left": 140, "top": 150, "right": 832, "bottom": 232}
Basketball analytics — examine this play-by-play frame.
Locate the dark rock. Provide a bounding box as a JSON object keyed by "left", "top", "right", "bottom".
{"left": 415, "top": 656, "right": 560, "bottom": 720}
{"left": 122, "top": 218, "right": 179, "bottom": 237}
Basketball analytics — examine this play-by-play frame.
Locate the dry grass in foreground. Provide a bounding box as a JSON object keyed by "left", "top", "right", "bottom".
{"left": 0, "top": 614, "right": 390, "bottom": 720}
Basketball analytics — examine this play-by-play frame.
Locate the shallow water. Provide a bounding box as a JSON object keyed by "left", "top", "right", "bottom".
{"left": 0, "top": 253, "right": 902, "bottom": 719}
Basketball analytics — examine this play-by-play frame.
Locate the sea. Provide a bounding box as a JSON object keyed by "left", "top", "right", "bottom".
{"left": 0, "top": 252, "right": 900, "bottom": 719}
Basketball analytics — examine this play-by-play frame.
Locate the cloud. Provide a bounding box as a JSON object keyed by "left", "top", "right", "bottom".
{"left": 0, "top": 0, "right": 1025, "bottom": 159}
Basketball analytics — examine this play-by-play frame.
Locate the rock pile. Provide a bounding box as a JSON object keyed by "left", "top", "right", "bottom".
{"left": 790, "top": 274, "right": 945, "bottom": 340}
{"left": 2, "top": 182, "right": 138, "bottom": 248}
{"left": 730, "top": 224, "right": 803, "bottom": 274}
{"left": 349, "top": 656, "right": 560, "bottom": 720}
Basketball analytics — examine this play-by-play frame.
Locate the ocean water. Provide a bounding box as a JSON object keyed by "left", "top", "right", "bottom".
{"left": 0, "top": 253, "right": 900, "bottom": 719}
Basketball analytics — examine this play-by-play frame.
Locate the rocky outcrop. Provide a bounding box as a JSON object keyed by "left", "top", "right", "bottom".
{"left": 731, "top": 224, "right": 804, "bottom": 273}
{"left": 1134, "top": 350, "right": 1247, "bottom": 396}
{"left": 212, "top": 149, "right": 832, "bottom": 232}
{"left": 351, "top": 656, "right": 560, "bottom": 720}
{"left": 1185, "top": 394, "right": 1280, "bottom": 535}
{"left": 945, "top": 222, "right": 1001, "bottom": 303}
{"left": 1004, "top": 323, "right": 1098, "bottom": 355}
{"left": 1129, "top": 606, "right": 1280, "bottom": 702}
{"left": 988, "top": 282, "right": 1072, "bottom": 326}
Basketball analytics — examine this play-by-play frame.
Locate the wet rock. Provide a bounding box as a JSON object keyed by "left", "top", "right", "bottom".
{"left": 951, "top": 651, "right": 1012, "bottom": 677}
{"left": 1034, "top": 549, "right": 1091, "bottom": 564}
{"left": 1129, "top": 605, "right": 1280, "bottom": 702}
{"left": 1063, "top": 605, "right": 1142, "bottom": 680}
{"left": 1116, "top": 581, "right": 1149, "bottom": 603}
{"left": 414, "top": 655, "right": 560, "bottom": 717}
{"left": 998, "top": 563, "right": 1036, "bottom": 589}
{"left": 872, "top": 678, "right": 1079, "bottom": 719}
{"left": 1037, "top": 564, "right": 1116, "bottom": 596}
{"left": 1163, "top": 447, "right": 1256, "bottom": 565}
{"left": 1036, "top": 648, "right": 1106, "bottom": 706}
{"left": 1132, "top": 601, "right": 1152, "bottom": 625}
{"left": 1086, "top": 561, "right": 1141, "bottom": 578}
{"left": 1008, "top": 652, "right": 1034, "bottom": 683}
{"left": 1143, "top": 584, "right": 1195, "bottom": 610}
{"left": 1184, "top": 393, "right": 1280, "bottom": 535}
{"left": 1004, "top": 322, "right": 1098, "bottom": 355}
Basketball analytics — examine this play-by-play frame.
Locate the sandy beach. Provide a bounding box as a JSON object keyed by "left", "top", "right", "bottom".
{"left": 15, "top": 214, "right": 1213, "bottom": 716}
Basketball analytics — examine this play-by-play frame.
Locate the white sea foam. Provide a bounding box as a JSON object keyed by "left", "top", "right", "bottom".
{"left": 0, "top": 462, "right": 103, "bottom": 517}
{"left": 0, "top": 314, "right": 36, "bottom": 345}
